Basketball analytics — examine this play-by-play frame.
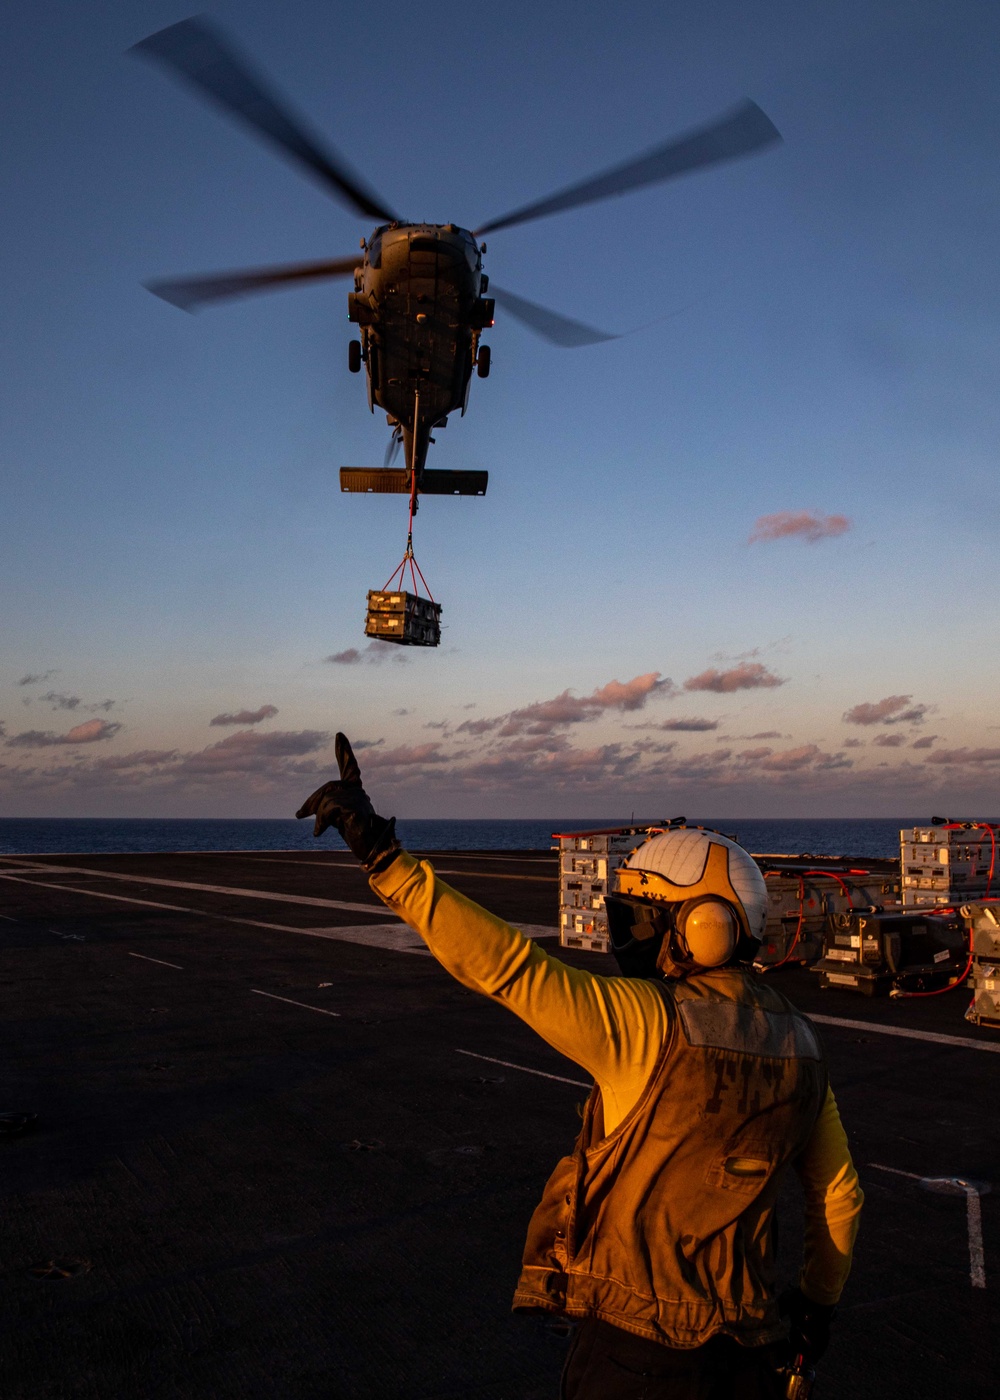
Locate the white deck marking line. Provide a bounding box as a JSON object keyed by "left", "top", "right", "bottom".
{"left": 126, "top": 951, "right": 184, "bottom": 971}
{"left": 455, "top": 1048, "right": 591, "bottom": 1089}
{"left": 810, "top": 1012, "right": 1000, "bottom": 1055}
{"left": 0, "top": 861, "right": 384, "bottom": 916}
{"left": 0, "top": 874, "right": 434, "bottom": 955}
{"left": 871, "top": 1164, "right": 988, "bottom": 1289}
{"left": 0, "top": 913, "right": 19, "bottom": 921}
{"left": 251, "top": 990, "right": 341, "bottom": 1018}
{"left": 968, "top": 1192, "right": 987, "bottom": 1289}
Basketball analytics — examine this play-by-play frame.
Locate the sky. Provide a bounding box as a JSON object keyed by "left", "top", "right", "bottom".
{"left": 2, "top": 0, "right": 1000, "bottom": 819}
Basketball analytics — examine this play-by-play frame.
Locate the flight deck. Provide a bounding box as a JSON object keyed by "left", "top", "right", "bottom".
{"left": 0, "top": 849, "right": 995, "bottom": 1399}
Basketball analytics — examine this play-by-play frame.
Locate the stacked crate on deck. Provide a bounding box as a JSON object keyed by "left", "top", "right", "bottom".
{"left": 754, "top": 856, "right": 900, "bottom": 969}
{"left": 963, "top": 901, "right": 1000, "bottom": 1028}
{"left": 813, "top": 906, "right": 968, "bottom": 996}
{"left": 555, "top": 826, "right": 651, "bottom": 954}
{"left": 900, "top": 824, "right": 998, "bottom": 908}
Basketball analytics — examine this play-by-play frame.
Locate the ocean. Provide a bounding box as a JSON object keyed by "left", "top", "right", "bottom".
{"left": 0, "top": 817, "right": 926, "bottom": 859}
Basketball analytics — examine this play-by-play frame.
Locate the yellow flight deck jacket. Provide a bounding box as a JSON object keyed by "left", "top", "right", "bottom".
{"left": 370, "top": 852, "right": 863, "bottom": 1343}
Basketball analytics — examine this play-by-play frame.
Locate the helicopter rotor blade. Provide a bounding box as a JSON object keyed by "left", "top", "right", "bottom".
{"left": 491, "top": 286, "right": 617, "bottom": 347}
{"left": 145, "top": 255, "right": 361, "bottom": 312}
{"left": 131, "top": 17, "right": 398, "bottom": 223}
{"left": 384, "top": 430, "right": 403, "bottom": 467}
{"left": 476, "top": 100, "right": 780, "bottom": 236}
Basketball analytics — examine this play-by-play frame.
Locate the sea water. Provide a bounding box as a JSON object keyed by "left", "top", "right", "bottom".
{"left": 0, "top": 817, "right": 922, "bottom": 859}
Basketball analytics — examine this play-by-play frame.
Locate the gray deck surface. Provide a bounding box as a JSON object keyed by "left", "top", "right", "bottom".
{"left": 0, "top": 849, "right": 996, "bottom": 1399}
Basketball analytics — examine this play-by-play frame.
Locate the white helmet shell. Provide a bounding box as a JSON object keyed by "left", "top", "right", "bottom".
{"left": 622, "top": 828, "right": 768, "bottom": 941}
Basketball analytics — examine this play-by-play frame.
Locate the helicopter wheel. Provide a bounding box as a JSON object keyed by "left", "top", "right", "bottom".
{"left": 476, "top": 344, "right": 491, "bottom": 379}
{"left": 348, "top": 339, "right": 362, "bottom": 373}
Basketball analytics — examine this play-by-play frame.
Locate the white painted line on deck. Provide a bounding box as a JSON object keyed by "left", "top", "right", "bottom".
{"left": 810, "top": 1013, "right": 1000, "bottom": 1055}
{"left": 126, "top": 951, "right": 184, "bottom": 971}
{"left": 455, "top": 1048, "right": 591, "bottom": 1089}
{"left": 871, "top": 1164, "right": 989, "bottom": 1289}
{"left": 0, "top": 913, "right": 19, "bottom": 921}
{"left": 0, "top": 873, "right": 415, "bottom": 948}
{"left": 0, "top": 862, "right": 384, "bottom": 916}
{"left": 968, "top": 1191, "right": 987, "bottom": 1289}
{"left": 251, "top": 989, "right": 341, "bottom": 1018}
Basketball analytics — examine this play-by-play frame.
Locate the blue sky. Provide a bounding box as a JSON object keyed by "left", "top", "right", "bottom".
{"left": 3, "top": 0, "right": 1000, "bottom": 818}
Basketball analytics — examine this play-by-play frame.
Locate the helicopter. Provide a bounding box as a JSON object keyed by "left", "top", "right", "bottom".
{"left": 133, "top": 17, "right": 781, "bottom": 503}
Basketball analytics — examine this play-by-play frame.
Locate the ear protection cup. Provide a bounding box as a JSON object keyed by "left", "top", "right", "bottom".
{"left": 672, "top": 897, "right": 739, "bottom": 969}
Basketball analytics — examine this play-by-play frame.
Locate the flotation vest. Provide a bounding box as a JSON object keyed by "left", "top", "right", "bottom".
{"left": 513, "top": 968, "right": 827, "bottom": 1349}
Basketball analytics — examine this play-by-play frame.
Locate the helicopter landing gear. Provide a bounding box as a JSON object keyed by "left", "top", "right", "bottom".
{"left": 348, "top": 339, "right": 362, "bottom": 373}
{"left": 476, "top": 344, "right": 491, "bottom": 378}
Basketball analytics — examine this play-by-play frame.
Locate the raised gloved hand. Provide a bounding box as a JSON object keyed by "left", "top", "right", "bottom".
{"left": 295, "top": 733, "right": 400, "bottom": 873}
{"left": 779, "top": 1286, "right": 836, "bottom": 1368}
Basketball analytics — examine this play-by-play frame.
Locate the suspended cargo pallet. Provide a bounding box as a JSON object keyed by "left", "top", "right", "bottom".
{"left": 365, "top": 589, "right": 441, "bottom": 647}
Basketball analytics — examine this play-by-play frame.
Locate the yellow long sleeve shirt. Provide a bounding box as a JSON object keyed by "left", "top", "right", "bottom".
{"left": 371, "top": 851, "right": 863, "bottom": 1306}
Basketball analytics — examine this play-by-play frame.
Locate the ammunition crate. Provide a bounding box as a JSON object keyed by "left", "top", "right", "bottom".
{"left": 813, "top": 907, "right": 968, "bottom": 996}
{"left": 554, "top": 826, "right": 655, "bottom": 954}
{"left": 365, "top": 589, "right": 441, "bottom": 647}
{"left": 754, "top": 862, "right": 899, "bottom": 969}
{"left": 900, "top": 826, "right": 996, "bottom": 907}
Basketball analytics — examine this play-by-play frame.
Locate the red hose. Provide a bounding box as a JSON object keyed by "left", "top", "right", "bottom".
{"left": 760, "top": 872, "right": 804, "bottom": 971}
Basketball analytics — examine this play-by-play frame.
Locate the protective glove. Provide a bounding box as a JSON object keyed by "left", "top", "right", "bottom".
{"left": 779, "top": 1286, "right": 836, "bottom": 1368}
{"left": 295, "top": 733, "right": 401, "bottom": 873}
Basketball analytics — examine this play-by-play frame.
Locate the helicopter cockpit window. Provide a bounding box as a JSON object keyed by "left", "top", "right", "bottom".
{"left": 367, "top": 234, "right": 383, "bottom": 268}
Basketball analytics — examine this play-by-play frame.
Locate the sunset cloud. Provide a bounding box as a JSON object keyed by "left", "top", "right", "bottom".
{"left": 749, "top": 511, "right": 851, "bottom": 545}
{"left": 911, "top": 735, "right": 937, "bottom": 750}
{"left": 362, "top": 742, "right": 449, "bottom": 769}
{"left": 6, "top": 719, "right": 122, "bottom": 748}
{"left": 654, "top": 717, "right": 719, "bottom": 732}
{"left": 40, "top": 691, "right": 81, "bottom": 710}
{"left": 210, "top": 704, "right": 279, "bottom": 727}
{"left": 325, "top": 641, "right": 408, "bottom": 666}
{"left": 176, "top": 728, "right": 330, "bottom": 776}
{"left": 926, "top": 747, "right": 1000, "bottom": 766}
{"left": 843, "top": 695, "right": 927, "bottom": 726}
{"left": 17, "top": 670, "right": 58, "bottom": 686}
{"left": 683, "top": 663, "right": 786, "bottom": 694}
{"left": 93, "top": 749, "right": 178, "bottom": 770}
{"left": 760, "top": 744, "right": 821, "bottom": 771}
{"left": 873, "top": 733, "right": 906, "bottom": 748}
{"left": 471, "top": 673, "right": 676, "bottom": 738}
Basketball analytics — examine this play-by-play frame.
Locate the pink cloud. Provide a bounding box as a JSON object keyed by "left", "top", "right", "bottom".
{"left": 749, "top": 511, "right": 851, "bottom": 544}
{"left": 911, "top": 735, "right": 937, "bottom": 750}
{"left": 497, "top": 673, "right": 675, "bottom": 736}
{"left": 210, "top": 705, "right": 278, "bottom": 727}
{"left": 683, "top": 663, "right": 785, "bottom": 694}
{"left": 843, "top": 695, "right": 927, "bottom": 726}
{"left": 176, "top": 729, "right": 330, "bottom": 775}
{"left": 760, "top": 744, "right": 821, "bottom": 771}
{"left": 738, "top": 747, "right": 774, "bottom": 761}
{"left": 873, "top": 733, "right": 906, "bottom": 748}
{"left": 362, "top": 742, "right": 449, "bottom": 769}
{"left": 6, "top": 719, "right": 122, "bottom": 748}
{"left": 93, "top": 750, "right": 178, "bottom": 770}
{"left": 926, "top": 748, "right": 1000, "bottom": 766}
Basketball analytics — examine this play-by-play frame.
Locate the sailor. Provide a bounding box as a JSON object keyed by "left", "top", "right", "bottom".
{"left": 297, "top": 736, "right": 863, "bottom": 1399}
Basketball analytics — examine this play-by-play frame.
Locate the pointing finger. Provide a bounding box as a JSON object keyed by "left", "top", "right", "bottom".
{"left": 335, "top": 732, "right": 362, "bottom": 786}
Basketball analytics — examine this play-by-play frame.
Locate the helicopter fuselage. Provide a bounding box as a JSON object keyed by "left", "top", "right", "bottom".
{"left": 348, "top": 223, "right": 494, "bottom": 477}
